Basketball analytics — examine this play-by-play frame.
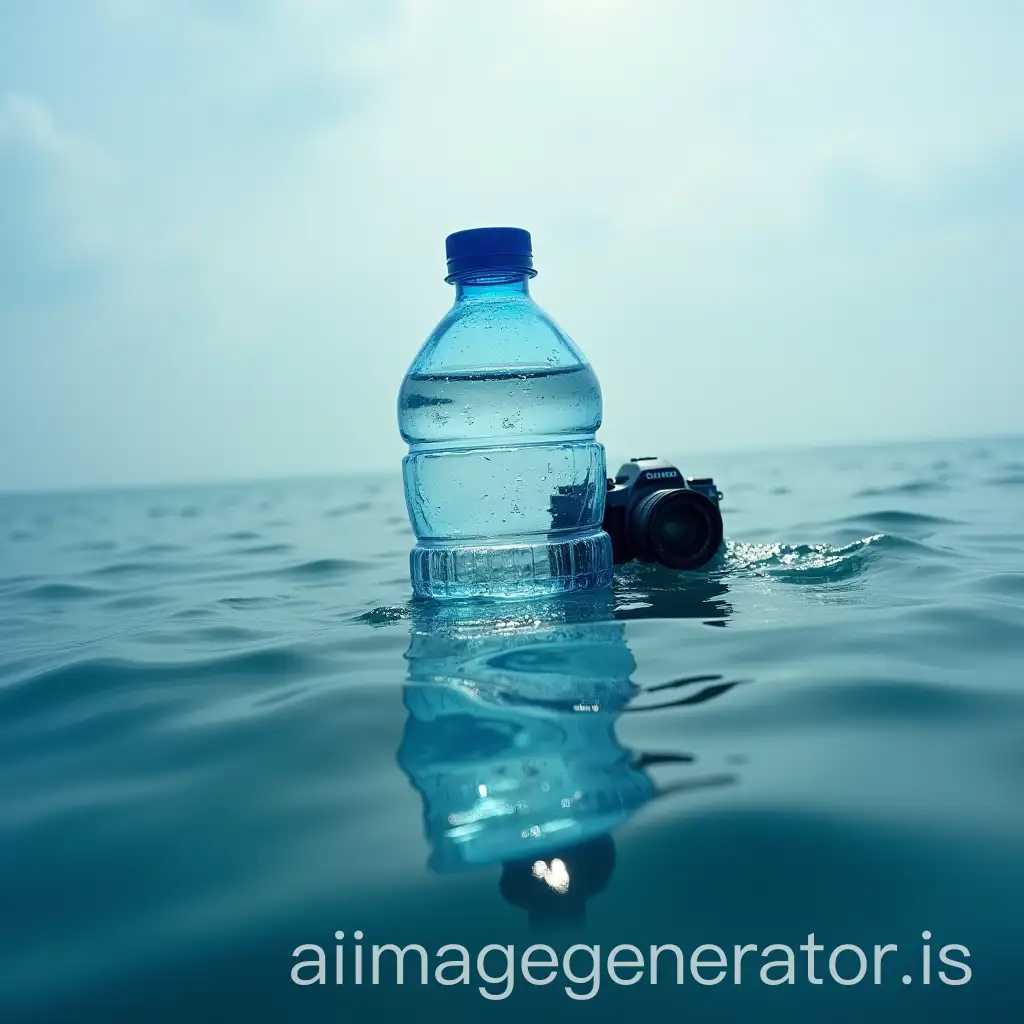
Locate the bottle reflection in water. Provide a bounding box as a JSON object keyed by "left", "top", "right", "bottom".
{"left": 397, "top": 594, "right": 655, "bottom": 926}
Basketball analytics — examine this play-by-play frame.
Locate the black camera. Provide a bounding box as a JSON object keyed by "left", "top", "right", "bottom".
{"left": 602, "top": 458, "right": 724, "bottom": 570}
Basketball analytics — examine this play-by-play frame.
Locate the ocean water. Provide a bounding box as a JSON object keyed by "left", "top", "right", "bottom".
{"left": 1, "top": 436, "right": 1023, "bottom": 1022}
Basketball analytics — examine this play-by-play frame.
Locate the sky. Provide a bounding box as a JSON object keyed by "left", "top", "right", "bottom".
{"left": 1, "top": 0, "right": 1022, "bottom": 491}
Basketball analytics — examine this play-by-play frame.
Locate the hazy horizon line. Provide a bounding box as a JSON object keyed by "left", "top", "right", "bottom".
{"left": 2, "top": 428, "right": 1020, "bottom": 500}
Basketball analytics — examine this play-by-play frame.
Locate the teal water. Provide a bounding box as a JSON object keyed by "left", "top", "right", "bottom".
{"left": 1, "top": 437, "right": 1023, "bottom": 1021}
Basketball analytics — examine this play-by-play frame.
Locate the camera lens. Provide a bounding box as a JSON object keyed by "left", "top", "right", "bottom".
{"left": 628, "top": 489, "right": 724, "bottom": 570}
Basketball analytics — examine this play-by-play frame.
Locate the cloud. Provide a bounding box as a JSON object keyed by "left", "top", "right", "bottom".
{"left": 0, "top": 94, "right": 116, "bottom": 306}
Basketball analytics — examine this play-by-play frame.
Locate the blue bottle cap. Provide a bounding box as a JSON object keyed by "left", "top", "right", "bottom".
{"left": 444, "top": 226, "right": 537, "bottom": 281}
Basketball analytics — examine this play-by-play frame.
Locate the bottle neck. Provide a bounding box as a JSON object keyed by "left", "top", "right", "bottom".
{"left": 452, "top": 270, "right": 532, "bottom": 301}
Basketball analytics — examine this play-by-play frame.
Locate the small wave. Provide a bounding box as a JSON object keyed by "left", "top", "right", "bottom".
{"left": 699, "top": 678, "right": 1024, "bottom": 732}
{"left": 19, "top": 582, "right": 105, "bottom": 601}
{"left": 971, "top": 572, "right": 1024, "bottom": 599}
{"left": 0, "top": 574, "right": 37, "bottom": 591}
{"left": 171, "top": 606, "right": 214, "bottom": 619}
{"left": 853, "top": 480, "right": 950, "bottom": 498}
{"left": 818, "top": 679, "right": 1019, "bottom": 720}
{"left": 986, "top": 472, "right": 1024, "bottom": 487}
{"left": 356, "top": 605, "right": 412, "bottom": 626}
{"left": 275, "top": 557, "right": 371, "bottom": 579}
{"left": 136, "top": 624, "right": 268, "bottom": 647}
{"left": 211, "top": 558, "right": 372, "bottom": 586}
{"left": 84, "top": 561, "right": 174, "bottom": 578}
{"left": 325, "top": 502, "right": 373, "bottom": 518}
{"left": 133, "top": 543, "right": 185, "bottom": 555}
{"left": 165, "top": 647, "right": 317, "bottom": 679}
{"left": 217, "top": 595, "right": 291, "bottom": 609}
{"left": 237, "top": 543, "right": 294, "bottom": 556}
{"left": 833, "top": 509, "right": 958, "bottom": 528}
{"left": 905, "top": 605, "right": 1024, "bottom": 656}
{"left": 218, "top": 531, "right": 262, "bottom": 541}
{"left": 68, "top": 540, "right": 118, "bottom": 553}
{"left": 1, "top": 646, "right": 320, "bottom": 720}
{"left": 101, "top": 593, "right": 170, "bottom": 611}
{"left": 725, "top": 535, "right": 887, "bottom": 583}
{"left": 184, "top": 625, "right": 268, "bottom": 643}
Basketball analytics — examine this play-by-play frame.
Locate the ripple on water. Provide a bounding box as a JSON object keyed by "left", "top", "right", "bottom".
{"left": 986, "top": 472, "right": 1024, "bottom": 487}
{"left": 263, "top": 558, "right": 372, "bottom": 580}
{"left": 207, "top": 558, "right": 373, "bottom": 589}
{"left": 902, "top": 604, "right": 1024, "bottom": 659}
{"left": 1, "top": 646, "right": 322, "bottom": 724}
{"left": 726, "top": 535, "right": 888, "bottom": 583}
{"left": 355, "top": 605, "right": 412, "bottom": 626}
{"left": 325, "top": 502, "right": 373, "bottom": 518}
{"left": 0, "top": 575, "right": 38, "bottom": 593}
{"left": 971, "top": 572, "right": 1024, "bottom": 600}
{"left": 236, "top": 543, "right": 294, "bottom": 556}
{"left": 832, "top": 509, "right": 959, "bottom": 530}
{"left": 101, "top": 593, "right": 171, "bottom": 611}
{"left": 66, "top": 540, "right": 118, "bottom": 553}
{"left": 216, "top": 595, "right": 293, "bottom": 609}
{"left": 83, "top": 561, "right": 179, "bottom": 578}
{"left": 135, "top": 624, "right": 269, "bottom": 647}
{"left": 170, "top": 606, "right": 215, "bottom": 619}
{"left": 853, "top": 479, "right": 951, "bottom": 498}
{"left": 132, "top": 543, "right": 186, "bottom": 555}
{"left": 679, "top": 676, "right": 1024, "bottom": 735}
{"left": 19, "top": 583, "right": 107, "bottom": 601}
{"left": 814, "top": 678, "right": 1024, "bottom": 722}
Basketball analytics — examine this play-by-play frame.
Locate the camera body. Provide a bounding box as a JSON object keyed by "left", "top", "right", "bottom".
{"left": 603, "top": 458, "right": 724, "bottom": 570}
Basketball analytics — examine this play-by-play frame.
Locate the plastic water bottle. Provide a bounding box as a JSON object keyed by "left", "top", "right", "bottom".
{"left": 398, "top": 227, "right": 614, "bottom": 600}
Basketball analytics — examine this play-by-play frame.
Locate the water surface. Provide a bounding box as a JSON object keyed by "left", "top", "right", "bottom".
{"left": 1, "top": 437, "right": 1022, "bottom": 1021}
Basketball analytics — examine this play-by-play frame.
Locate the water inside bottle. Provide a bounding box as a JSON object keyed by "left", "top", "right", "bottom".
{"left": 399, "top": 364, "right": 612, "bottom": 598}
